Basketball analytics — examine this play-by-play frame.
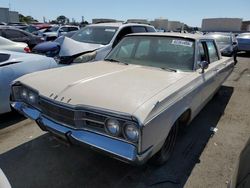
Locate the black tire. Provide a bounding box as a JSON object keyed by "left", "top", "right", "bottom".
{"left": 150, "top": 121, "right": 179, "bottom": 165}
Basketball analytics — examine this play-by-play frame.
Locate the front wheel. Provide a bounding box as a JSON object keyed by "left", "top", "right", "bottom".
{"left": 150, "top": 121, "right": 179, "bottom": 165}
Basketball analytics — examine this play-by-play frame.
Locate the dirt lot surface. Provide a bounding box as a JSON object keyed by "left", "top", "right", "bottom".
{"left": 0, "top": 54, "right": 249, "bottom": 188}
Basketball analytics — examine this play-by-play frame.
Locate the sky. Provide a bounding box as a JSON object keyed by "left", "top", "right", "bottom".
{"left": 0, "top": 0, "right": 250, "bottom": 27}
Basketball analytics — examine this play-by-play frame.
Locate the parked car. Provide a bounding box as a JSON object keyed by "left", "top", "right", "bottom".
{"left": 206, "top": 32, "right": 238, "bottom": 63}
{"left": 0, "top": 36, "right": 30, "bottom": 52}
{"left": 0, "top": 51, "right": 58, "bottom": 114}
{"left": 229, "top": 137, "right": 250, "bottom": 188}
{"left": 32, "top": 22, "right": 156, "bottom": 64}
{"left": 19, "top": 25, "right": 39, "bottom": 34}
{"left": 237, "top": 33, "right": 250, "bottom": 53}
{"left": 11, "top": 33, "right": 235, "bottom": 165}
{"left": 42, "top": 25, "right": 80, "bottom": 41}
{"left": 0, "top": 27, "right": 44, "bottom": 49}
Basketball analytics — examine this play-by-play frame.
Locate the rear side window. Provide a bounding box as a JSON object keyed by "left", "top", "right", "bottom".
{"left": 131, "top": 26, "right": 146, "bottom": 33}
{"left": 206, "top": 41, "right": 219, "bottom": 63}
{"left": 0, "top": 53, "right": 10, "bottom": 63}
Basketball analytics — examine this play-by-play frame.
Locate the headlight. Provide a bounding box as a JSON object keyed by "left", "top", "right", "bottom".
{"left": 105, "top": 118, "right": 121, "bottom": 136}
{"left": 12, "top": 85, "right": 38, "bottom": 104}
{"left": 27, "top": 91, "right": 38, "bottom": 104}
{"left": 20, "top": 88, "right": 28, "bottom": 100}
{"left": 72, "top": 51, "right": 97, "bottom": 63}
{"left": 124, "top": 123, "right": 139, "bottom": 142}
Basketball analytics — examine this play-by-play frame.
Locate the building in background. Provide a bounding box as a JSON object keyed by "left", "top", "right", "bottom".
{"left": 127, "top": 19, "right": 149, "bottom": 24}
{"left": 241, "top": 21, "right": 250, "bottom": 32}
{"left": 150, "top": 18, "right": 168, "bottom": 31}
{"left": 9, "top": 11, "right": 19, "bottom": 23}
{"left": 0, "top": 7, "right": 19, "bottom": 23}
{"left": 202, "top": 18, "right": 242, "bottom": 32}
{"left": 168, "top": 21, "right": 184, "bottom": 31}
{"left": 150, "top": 18, "right": 184, "bottom": 31}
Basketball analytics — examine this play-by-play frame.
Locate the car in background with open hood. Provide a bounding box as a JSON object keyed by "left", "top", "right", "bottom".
{"left": 32, "top": 22, "right": 156, "bottom": 64}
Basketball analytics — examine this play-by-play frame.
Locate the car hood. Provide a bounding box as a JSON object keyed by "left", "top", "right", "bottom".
{"left": 17, "top": 61, "right": 189, "bottom": 122}
{"left": 58, "top": 37, "right": 103, "bottom": 57}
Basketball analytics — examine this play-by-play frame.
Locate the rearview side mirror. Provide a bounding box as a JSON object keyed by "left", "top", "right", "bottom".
{"left": 198, "top": 61, "right": 209, "bottom": 73}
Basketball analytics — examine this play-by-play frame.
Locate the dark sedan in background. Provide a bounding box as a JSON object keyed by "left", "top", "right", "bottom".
{"left": 0, "top": 27, "right": 44, "bottom": 49}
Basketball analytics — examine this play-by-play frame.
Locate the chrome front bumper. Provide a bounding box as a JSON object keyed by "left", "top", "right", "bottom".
{"left": 11, "top": 102, "right": 152, "bottom": 165}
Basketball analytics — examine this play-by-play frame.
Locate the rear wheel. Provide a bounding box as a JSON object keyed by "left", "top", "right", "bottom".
{"left": 150, "top": 121, "right": 179, "bottom": 165}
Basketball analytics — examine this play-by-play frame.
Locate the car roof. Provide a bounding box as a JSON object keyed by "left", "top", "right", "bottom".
{"left": 60, "top": 25, "right": 79, "bottom": 28}
{"left": 206, "top": 32, "right": 233, "bottom": 36}
{"left": 90, "top": 22, "right": 154, "bottom": 28}
{"left": 126, "top": 32, "right": 211, "bottom": 40}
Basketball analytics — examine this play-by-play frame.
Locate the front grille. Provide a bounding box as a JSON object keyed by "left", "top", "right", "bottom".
{"left": 38, "top": 98, "right": 106, "bottom": 131}
{"left": 40, "top": 99, "right": 76, "bottom": 127}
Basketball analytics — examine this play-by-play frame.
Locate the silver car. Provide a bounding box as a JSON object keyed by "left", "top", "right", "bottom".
{"left": 237, "top": 33, "right": 250, "bottom": 53}
{"left": 206, "top": 32, "right": 238, "bottom": 63}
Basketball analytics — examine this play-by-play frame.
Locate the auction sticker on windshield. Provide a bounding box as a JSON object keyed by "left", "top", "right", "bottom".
{"left": 171, "top": 40, "right": 193, "bottom": 47}
{"left": 105, "top": 29, "right": 116, "bottom": 32}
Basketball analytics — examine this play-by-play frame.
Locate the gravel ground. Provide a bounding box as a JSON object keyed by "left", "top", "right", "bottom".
{"left": 0, "top": 55, "right": 249, "bottom": 188}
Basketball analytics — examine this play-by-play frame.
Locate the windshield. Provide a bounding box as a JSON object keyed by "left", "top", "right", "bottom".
{"left": 106, "top": 36, "right": 195, "bottom": 71}
{"left": 71, "top": 26, "right": 118, "bottom": 45}
{"left": 211, "top": 34, "right": 231, "bottom": 44}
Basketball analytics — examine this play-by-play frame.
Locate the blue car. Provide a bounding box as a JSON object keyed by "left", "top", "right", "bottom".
{"left": 32, "top": 31, "right": 77, "bottom": 57}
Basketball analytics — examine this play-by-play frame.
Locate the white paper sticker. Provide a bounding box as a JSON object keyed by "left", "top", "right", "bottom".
{"left": 105, "top": 29, "right": 116, "bottom": 32}
{"left": 171, "top": 40, "right": 193, "bottom": 47}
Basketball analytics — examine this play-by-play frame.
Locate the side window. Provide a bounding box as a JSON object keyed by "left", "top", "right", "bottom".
{"left": 131, "top": 26, "right": 146, "bottom": 33}
{"left": 113, "top": 27, "right": 132, "bottom": 47}
{"left": 206, "top": 41, "right": 219, "bottom": 63}
{"left": 5, "top": 30, "right": 26, "bottom": 38}
{"left": 198, "top": 42, "right": 208, "bottom": 62}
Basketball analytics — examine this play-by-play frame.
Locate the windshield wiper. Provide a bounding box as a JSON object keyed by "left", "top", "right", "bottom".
{"left": 160, "top": 67, "right": 177, "bottom": 72}
{"left": 104, "top": 58, "right": 128, "bottom": 65}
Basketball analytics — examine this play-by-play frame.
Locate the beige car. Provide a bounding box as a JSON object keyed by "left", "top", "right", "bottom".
{"left": 11, "top": 33, "right": 234, "bottom": 165}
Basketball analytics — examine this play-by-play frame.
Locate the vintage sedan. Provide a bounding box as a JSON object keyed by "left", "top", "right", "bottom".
{"left": 11, "top": 33, "right": 234, "bottom": 165}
